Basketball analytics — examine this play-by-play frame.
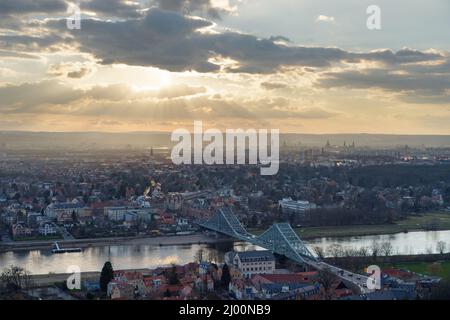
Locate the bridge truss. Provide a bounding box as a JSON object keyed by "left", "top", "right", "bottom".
{"left": 199, "top": 208, "right": 317, "bottom": 264}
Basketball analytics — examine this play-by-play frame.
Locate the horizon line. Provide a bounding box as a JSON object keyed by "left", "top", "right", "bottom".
{"left": 2, "top": 130, "right": 450, "bottom": 137}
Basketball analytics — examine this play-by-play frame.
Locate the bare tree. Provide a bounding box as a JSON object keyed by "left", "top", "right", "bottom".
{"left": 194, "top": 248, "right": 204, "bottom": 263}
{"left": 327, "top": 244, "right": 344, "bottom": 259}
{"left": 207, "top": 250, "right": 220, "bottom": 263}
{"left": 436, "top": 241, "right": 447, "bottom": 255}
{"left": 0, "top": 265, "right": 32, "bottom": 292}
{"left": 371, "top": 241, "right": 380, "bottom": 260}
{"left": 358, "top": 246, "right": 369, "bottom": 257}
{"left": 380, "top": 241, "right": 393, "bottom": 257}
{"left": 343, "top": 246, "right": 358, "bottom": 257}
{"left": 313, "top": 246, "right": 325, "bottom": 260}
{"left": 317, "top": 267, "right": 338, "bottom": 300}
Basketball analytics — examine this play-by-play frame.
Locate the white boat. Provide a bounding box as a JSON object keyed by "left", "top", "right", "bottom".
{"left": 51, "top": 242, "right": 82, "bottom": 254}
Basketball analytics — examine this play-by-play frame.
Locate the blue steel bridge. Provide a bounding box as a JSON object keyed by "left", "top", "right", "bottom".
{"left": 198, "top": 207, "right": 371, "bottom": 292}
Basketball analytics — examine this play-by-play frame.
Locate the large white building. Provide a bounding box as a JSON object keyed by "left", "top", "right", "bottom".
{"left": 45, "top": 202, "right": 90, "bottom": 221}
{"left": 278, "top": 198, "right": 316, "bottom": 215}
{"left": 106, "top": 206, "right": 153, "bottom": 222}
{"left": 232, "top": 251, "right": 276, "bottom": 279}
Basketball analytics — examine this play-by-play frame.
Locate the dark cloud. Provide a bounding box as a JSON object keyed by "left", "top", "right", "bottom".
{"left": 318, "top": 60, "right": 450, "bottom": 104}
{"left": 0, "top": 34, "right": 67, "bottom": 52}
{"left": 260, "top": 82, "right": 289, "bottom": 90}
{"left": 0, "top": 0, "right": 67, "bottom": 15}
{"left": 67, "top": 68, "right": 91, "bottom": 78}
{"left": 0, "top": 8, "right": 444, "bottom": 75}
{"left": 39, "top": 9, "right": 443, "bottom": 74}
{"left": 153, "top": 0, "right": 229, "bottom": 20}
{"left": 80, "top": 0, "right": 143, "bottom": 18}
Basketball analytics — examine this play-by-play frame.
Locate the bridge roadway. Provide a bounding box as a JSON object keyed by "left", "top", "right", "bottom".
{"left": 198, "top": 208, "right": 373, "bottom": 294}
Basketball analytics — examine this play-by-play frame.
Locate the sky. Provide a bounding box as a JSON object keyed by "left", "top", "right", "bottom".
{"left": 0, "top": 0, "right": 449, "bottom": 134}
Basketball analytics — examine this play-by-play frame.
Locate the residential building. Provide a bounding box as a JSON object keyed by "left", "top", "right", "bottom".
{"left": 232, "top": 250, "right": 275, "bottom": 278}
{"left": 278, "top": 198, "right": 316, "bottom": 215}
{"left": 38, "top": 221, "right": 58, "bottom": 236}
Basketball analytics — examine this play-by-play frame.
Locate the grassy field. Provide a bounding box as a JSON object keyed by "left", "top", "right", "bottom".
{"left": 249, "top": 212, "right": 450, "bottom": 239}
{"left": 382, "top": 261, "right": 450, "bottom": 280}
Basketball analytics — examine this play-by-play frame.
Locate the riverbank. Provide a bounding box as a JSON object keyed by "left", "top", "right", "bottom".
{"left": 250, "top": 212, "right": 450, "bottom": 239}
{"left": 0, "top": 233, "right": 232, "bottom": 253}
{"left": 29, "top": 268, "right": 153, "bottom": 287}
{"left": 326, "top": 253, "right": 450, "bottom": 280}
{"left": 3, "top": 212, "right": 450, "bottom": 253}
{"left": 28, "top": 255, "right": 450, "bottom": 287}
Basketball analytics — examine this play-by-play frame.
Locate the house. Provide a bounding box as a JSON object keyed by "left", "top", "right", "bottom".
{"left": 27, "top": 212, "right": 44, "bottom": 226}
{"left": 45, "top": 202, "right": 91, "bottom": 221}
{"left": 107, "top": 281, "right": 136, "bottom": 300}
{"left": 342, "top": 288, "right": 416, "bottom": 300}
{"left": 11, "top": 223, "right": 33, "bottom": 239}
{"left": 251, "top": 272, "right": 319, "bottom": 290}
{"left": 38, "top": 222, "right": 58, "bottom": 236}
{"left": 232, "top": 250, "right": 276, "bottom": 278}
{"left": 229, "top": 278, "right": 256, "bottom": 300}
{"left": 160, "top": 212, "right": 175, "bottom": 225}
{"left": 259, "top": 282, "right": 321, "bottom": 300}
{"left": 278, "top": 198, "right": 316, "bottom": 215}
{"left": 113, "top": 270, "right": 146, "bottom": 296}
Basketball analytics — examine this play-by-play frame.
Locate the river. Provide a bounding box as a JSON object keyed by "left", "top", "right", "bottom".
{"left": 1, "top": 230, "right": 450, "bottom": 274}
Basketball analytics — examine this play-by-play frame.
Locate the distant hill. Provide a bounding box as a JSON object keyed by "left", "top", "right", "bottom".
{"left": 0, "top": 131, "right": 449, "bottom": 150}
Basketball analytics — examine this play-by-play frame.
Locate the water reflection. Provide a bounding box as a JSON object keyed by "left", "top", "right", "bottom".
{"left": 1, "top": 230, "right": 450, "bottom": 274}
{"left": 306, "top": 230, "right": 450, "bottom": 257}
{"left": 0, "top": 241, "right": 257, "bottom": 274}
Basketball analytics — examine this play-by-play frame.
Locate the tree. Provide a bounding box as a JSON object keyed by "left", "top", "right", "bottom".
{"left": 0, "top": 265, "right": 32, "bottom": 292}
{"left": 327, "top": 244, "right": 343, "bottom": 264}
{"left": 380, "top": 241, "right": 393, "bottom": 257}
{"left": 371, "top": 241, "right": 380, "bottom": 261}
{"left": 100, "top": 261, "right": 114, "bottom": 292}
{"left": 194, "top": 248, "right": 204, "bottom": 263}
{"left": 164, "top": 288, "right": 172, "bottom": 298}
{"left": 358, "top": 247, "right": 369, "bottom": 257}
{"left": 71, "top": 210, "right": 78, "bottom": 223}
{"left": 167, "top": 264, "right": 180, "bottom": 285}
{"left": 313, "top": 246, "right": 325, "bottom": 260}
{"left": 207, "top": 250, "right": 220, "bottom": 263}
{"left": 317, "top": 267, "right": 338, "bottom": 300}
{"left": 436, "top": 241, "right": 447, "bottom": 255}
{"left": 221, "top": 263, "right": 231, "bottom": 289}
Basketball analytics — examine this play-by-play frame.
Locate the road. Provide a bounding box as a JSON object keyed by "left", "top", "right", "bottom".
{"left": 306, "top": 259, "right": 373, "bottom": 294}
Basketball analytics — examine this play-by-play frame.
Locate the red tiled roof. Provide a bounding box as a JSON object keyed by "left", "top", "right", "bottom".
{"left": 382, "top": 268, "right": 414, "bottom": 279}
{"left": 255, "top": 273, "right": 318, "bottom": 284}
